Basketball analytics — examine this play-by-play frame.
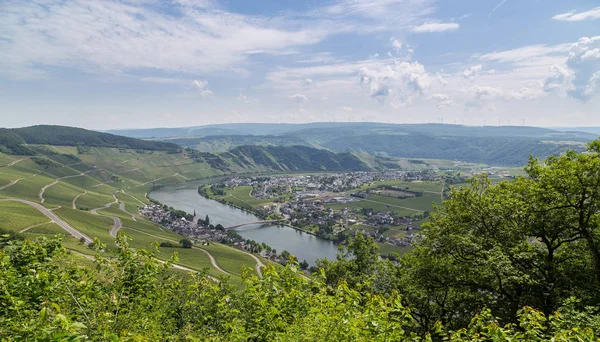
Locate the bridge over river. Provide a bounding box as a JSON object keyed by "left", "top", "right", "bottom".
{"left": 224, "top": 220, "right": 282, "bottom": 230}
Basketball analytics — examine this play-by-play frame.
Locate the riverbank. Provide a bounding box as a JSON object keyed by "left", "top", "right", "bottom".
{"left": 150, "top": 183, "right": 340, "bottom": 266}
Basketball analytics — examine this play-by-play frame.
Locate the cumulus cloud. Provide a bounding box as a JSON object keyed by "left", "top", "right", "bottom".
{"left": 411, "top": 22, "right": 459, "bottom": 33}
{"left": 290, "top": 94, "right": 308, "bottom": 103}
{"left": 565, "top": 36, "right": 600, "bottom": 101}
{"left": 505, "top": 86, "right": 544, "bottom": 101}
{"left": 391, "top": 38, "right": 403, "bottom": 54}
{"left": 429, "top": 93, "right": 454, "bottom": 109}
{"left": 340, "top": 106, "right": 353, "bottom": 112}
{"left": 193, "top": 80, "right": 213, "bottom": 97}
{"left": 544, "top": 65, "right": 570, "bottom": 92}
{"left": 463, "top": 65, "right": 483, "bottom": 81}
{"left": 359, "top": 60, "right": 430, "bottom": 104}
{"left": 465, "top": 85, "right": 503, "bottom": 110}
{"left": 552, "top": 7, "right": 600, "bottom": 21}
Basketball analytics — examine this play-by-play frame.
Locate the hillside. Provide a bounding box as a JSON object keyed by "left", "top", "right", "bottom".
{"left": 143, "top": 123, "right": 596, "bottom": 166}
{"left": 190, "top": 145, "right": 370, "bottom": 172}
{"left": 0, "top": 125, "right": 180, "bottom": 155}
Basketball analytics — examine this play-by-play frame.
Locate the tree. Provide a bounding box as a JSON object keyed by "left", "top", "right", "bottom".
{"left": 299, "top": 260, "right": 309, "bottom": 270}
{"left": 398, "top": 141, "right": 600, "bottom": 331}
{"left": 205, "top": 215, "right": 210, "bottom": 226}
{"left": 179, "top": 238, "right": 192, "bottom": 248}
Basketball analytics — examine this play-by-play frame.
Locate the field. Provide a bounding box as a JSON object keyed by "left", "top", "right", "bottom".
{"left": 210, "top": 185, "right": 274, "bottom": 210}
{"left": 0, "top": 201, "right": 50, "bottom": 232}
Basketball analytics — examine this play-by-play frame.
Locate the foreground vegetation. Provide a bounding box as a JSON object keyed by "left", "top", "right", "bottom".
{"left": 3, "top": 140, "right": 600, "bottom": 340}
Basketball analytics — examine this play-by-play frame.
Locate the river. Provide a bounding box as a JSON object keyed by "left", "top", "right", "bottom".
{"left": 150, "top": 180, "right": 340, "bottom": 266}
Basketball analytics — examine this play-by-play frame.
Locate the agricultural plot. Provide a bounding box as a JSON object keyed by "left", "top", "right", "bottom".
{"left": 0, "top": 174, "right": 57, "bottom": 202}
{"left": 201, "top": 243, "right": 259, "bottom": 277}
{"left": 75, "top": 191, "right": 115, "bottom": 210}
{"left": 54, "top": 208, "right": 115, "bottom": 248}
{"left": 43, "top": 181, "right": 84, "bottom": 207}
{"left": 0, "top": 201, "right": 50, "bottom": 232}
{"left": 213, "top": 186, "right": 273, "bottom": 210}
{"left": 24, "top": 222, "right": 66, "bottom": 235}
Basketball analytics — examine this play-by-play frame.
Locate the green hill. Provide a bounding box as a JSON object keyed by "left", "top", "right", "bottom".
{"left": 128, "top": 123, "right": 597, "bottom": 166}
{"left": 0, "top": 125, "right": 180, "bottom": 155}
{"left": 191, "top": 145, "right": 369, "bottom": 172}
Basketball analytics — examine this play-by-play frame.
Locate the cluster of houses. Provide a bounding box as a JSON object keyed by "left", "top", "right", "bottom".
{"left": 222, "top": 171, "right": 440, "bottom": 199}
{"left": 139, "top": 204, "right": 291, "bottom": 264}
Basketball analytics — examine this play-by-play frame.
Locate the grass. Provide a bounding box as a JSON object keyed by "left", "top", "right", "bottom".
{"left": 0, "top": 201, "right": 50, "bottom": 232}
{"left": 209, "top": 186, "right": 273, "bottom": 210}
{"left": 54, "top": 208, "right": 116, "bottom": 248}
{"left": 201, "top": 243, "right": 258, "bottom": 277}
{"left": 24, "top": 222, "right": 66, "bottom": 235}
{"left": 0, "top": 173, "right": 56, "bottom": 202}
{"left": 43, "top": 181, "right": 84, "bottom": 207}
{"left": 75, "top": 191, "right": 114, "bottom": 210}
{"left": 359, "top": 180, "right": 443, "bottom": 193}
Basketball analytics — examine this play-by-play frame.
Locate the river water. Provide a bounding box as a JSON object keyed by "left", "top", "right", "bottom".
{"left": 150, "top": 180, "right": 339, "bottom": 266}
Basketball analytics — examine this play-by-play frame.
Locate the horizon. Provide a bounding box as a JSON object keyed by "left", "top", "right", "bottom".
{"left": 1, "top": 0, "right": 599, "bottom": 129}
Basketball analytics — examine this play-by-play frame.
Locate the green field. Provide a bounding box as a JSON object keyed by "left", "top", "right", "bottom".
{"left": 0, "top": 201, "right": 50, "bottom": 232}
{"left": 24, "top": 222, "right": 66, "bottom": 235}
{"left": 54, "top": 208, "right": 115, "bottom": 248}
{"left": 209, "top": 185, "right": 273, "bottom": 210}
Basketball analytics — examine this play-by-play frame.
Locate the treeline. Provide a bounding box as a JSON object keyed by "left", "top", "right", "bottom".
{"left": 0, "top": 125, "right": 180, "bottom": 155}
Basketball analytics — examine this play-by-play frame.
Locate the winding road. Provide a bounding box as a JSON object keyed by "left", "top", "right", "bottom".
{"left": 90, "top": 194, "right": 122, "bottom": 238}
{"left": 0, "top": 198, "right": 93, "bottom": 243}
{"left": 39, "top": 172, "right": 87, "bottom": 203}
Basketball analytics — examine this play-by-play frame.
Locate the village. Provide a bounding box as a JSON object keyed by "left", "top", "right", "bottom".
{"left": 207, "top": 170, "right": 441, "bottom": 248}
{"left": 138, "top": 204, "right": 290, "bottom": 265}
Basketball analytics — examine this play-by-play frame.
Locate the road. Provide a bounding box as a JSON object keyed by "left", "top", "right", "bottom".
{"left": 0, "top": 178, "right": 23, "bottom": 191}
{"left": 118, "top": 200, "right": 137, "bottom": 221}
{"left": 90, "top": 195, "right": 122, "bottom": 238}
{"left": 0, "top": 198, "right": 92, "bottom": 243}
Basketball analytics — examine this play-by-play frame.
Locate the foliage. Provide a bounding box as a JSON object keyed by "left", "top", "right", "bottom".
{"left": 1, "top": 233, "right": 598, "bottom": 340}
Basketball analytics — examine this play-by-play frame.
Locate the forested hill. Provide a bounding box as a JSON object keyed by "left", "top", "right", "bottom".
{"left": 190, "top": 145, "right": 370, "bottom": 172}
{"left": 126, "top": 123, "right": 597, "bottom": 166}
{"left": 0, "top": 125, "right": 180, "bottom": 154}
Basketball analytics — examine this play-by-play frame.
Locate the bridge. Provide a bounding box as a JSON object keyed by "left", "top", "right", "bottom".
{"left": 224, "top": 220, "right": 282, "bottom": 230}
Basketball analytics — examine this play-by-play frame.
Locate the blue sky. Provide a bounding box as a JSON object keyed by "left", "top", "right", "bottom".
{"left": 0, "top": 0, "right": 599, "bottom": 129}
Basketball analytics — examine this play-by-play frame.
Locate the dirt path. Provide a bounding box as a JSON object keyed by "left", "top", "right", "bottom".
{"left": 72, "top": 190, "right": 88, "bottom": 209}
{"left": 3, "top": 158, "right": 29, "bottom": 167}
{"left": 122, "top": 227, "right": 233, "bottom": 276}
{"left": 19, "top": 220, "right": 53, "bottom": 233}
{"left": 39, "top": 172, "right": 86, "bottom": 203}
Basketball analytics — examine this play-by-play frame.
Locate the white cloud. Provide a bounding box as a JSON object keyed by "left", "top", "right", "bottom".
{"left": 340, "top": 106, "right": 353, "bottom": 112}
{"left": 565, "top": 36, "right": 600, "bottom": 101}
{"left": 290, "top": 94, "right": 308, "bottom": 103}
{"left": 429, "top": 93, "right": 454, "bottom": 109}
{"left": 463, "top": 65, "right": 483, "bottom": 81}
{"left": 411, "top": 22, "right": 459, "bottom": 33}
{"left": 359, "top": 60, "right": 430, "bottom": 104}
{"left": 489, "top": 0, "right": 508, "bottom": 18}
{"left": 391, "top": 38, "right": 403, "bottom": 54}
{"left": 505, "top": 86, "right": 544, "bottom": 101}
{"left": 0, "top": 0, "right": 331, "bottom": 79}
{"left": 465, "top": 85, "right": 503, "bottom": 110}
{"left": 552, "top": 7, "right": 600, "bottom": 22}
{"left": 193, "top": 80, "right": 213, "bottom": 97}
{"left": 543, "top": 65, "right": 570, "bottom": 92}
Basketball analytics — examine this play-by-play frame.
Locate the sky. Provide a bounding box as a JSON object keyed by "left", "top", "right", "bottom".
{"left": 0, "top": 0, "right": 599, "bottom": 129}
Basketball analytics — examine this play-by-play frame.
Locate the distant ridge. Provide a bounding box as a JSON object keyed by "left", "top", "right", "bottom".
{"left": 0, "top": 125, "right": 180, "bottom": 155}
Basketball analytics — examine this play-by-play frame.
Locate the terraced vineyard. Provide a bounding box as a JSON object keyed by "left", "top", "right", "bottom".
{"left": 0, "top": 147, "right": 269, "bottom": 284}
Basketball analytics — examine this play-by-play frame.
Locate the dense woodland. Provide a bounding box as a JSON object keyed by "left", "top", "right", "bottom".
{"left": 0, "top": 125, "right": 180, "bottom": 154}
{"left": 3, "top": 141, "right": 600, "bottom": 340}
